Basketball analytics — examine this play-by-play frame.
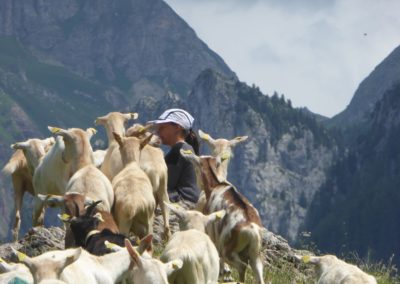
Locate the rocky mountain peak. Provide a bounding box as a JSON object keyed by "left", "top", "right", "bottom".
{"left": 330, "top": 45, "right": 400, "bottom": 127}
{"left": 0, "top": 0, "right": 235, "bottom": 97}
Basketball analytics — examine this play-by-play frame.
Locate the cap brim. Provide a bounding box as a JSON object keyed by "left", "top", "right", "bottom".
{"left": 147, "top": 119, "right": 175, "bottom": 125}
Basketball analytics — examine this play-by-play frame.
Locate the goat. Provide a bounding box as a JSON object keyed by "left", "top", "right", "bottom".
{"left": 13, "top": 236, "right": 154, "bottom": 284}
{"left": 196, "top": 130, "right": 248, "bottom": 212}
{"left": 180, "top": 150, "right": 265, "bottom": 284}
{"left": 43, "top": 127, "right": 113, "bottom": 247}
{"left": 0, "top": 256, "right": 33, "bottom": 283}
{"left": 125, "top": 239, "right": 183, "bottom": 284}
{"left": 49, "top": 127, "right": 114, "bottom": 212}
{"left": 12, "top": 247, "right": 81, "bottom": 283}
{"left": 198, "top": 130, "right": 248, "bottom": 179}
{"left": 126, "top": 123, "right": 170, "bottom": 239}
{"left": 58, "top": 200, "right": 152, "bottom": 256}
{"left": 31, "top": 132, "right": 73, "bottom": 226}
{"left": 98, "top": 114, "right": 170, "bottom": 240}
{"left": 296, "top": 254, "right": 377, "bottom": 284}
{"left": 3, "top": 137, "right": 54, "bottom": 241}
{"left": 39, "top": 192, "right": 119, "bottom": 248}
{"left": 161, "top": 202, "right": 221, "bottom": 284}
{"left": 112, "top": 132, "right": 155, "bottom": 238}
{"left": 95, "top": 112, "right": 138, "bottom": 181}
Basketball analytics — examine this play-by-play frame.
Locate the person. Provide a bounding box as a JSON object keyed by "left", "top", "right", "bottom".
{"left": 148, "top": 108, "right": 200, "bottom": 203}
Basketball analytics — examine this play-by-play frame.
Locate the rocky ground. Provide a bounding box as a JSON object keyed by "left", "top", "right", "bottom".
{"left": 0, "top": 200, "right": 316, "bottom": 283}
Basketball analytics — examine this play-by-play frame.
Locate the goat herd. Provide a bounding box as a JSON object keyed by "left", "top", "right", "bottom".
{"left": 1, "top": 112, "right": 377, "bottom": 284}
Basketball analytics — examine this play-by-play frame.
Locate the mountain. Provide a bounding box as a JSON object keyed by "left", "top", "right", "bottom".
{"left": 0, "top": 0, "right": 235, "bottom": 241}
{"left": 0, "top": 0, "right": 235, "bottom": 102}
{"left": 185, "top": 70, "right": 338, "bottom": 242}
{"left": 305, "top": 82, "right": 400, "bottom": 265}
{"left": 329, "top": 45, "right": 400, "bottom": 128}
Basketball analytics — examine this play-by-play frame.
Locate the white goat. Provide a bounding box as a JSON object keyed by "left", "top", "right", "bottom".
{"left": 97, "top": 114, "right": 170, "bottom": 239}
{"left": 50, "top": 127, "right": 114, "bottom": 213}
{"left": 42, "top": 127, "right": 113, "bottom": 247}
{"left": 297, "top": 254, "right": 377, "bottom": 284}
{"left": 125, "top": 239, "right": 183, "bottom": 284}
{"left": 161, "top": 203, "right": 221, "bottom": 284}
{"left": 180, "top": 150, "right": 265, "bottom": 284}
{"left": 112, "top": 132, "right": 155, "bottom": 238}
{"left": 14, "top": 247, "right": 127, "bottom": 283}
{"left": 13, "top": 236, "right": 178, "bottom": 284}
{"left": 13, "top": 248, "right": 81, "bottom": 283}
{"left": 126, "top": 123, "right": 170, "bottom": 239}
{"left": 0, "top": 256, "right": 33, "bottom": 283}
{"left": 3, "top": 137, "right": 54, "bottom": 240}
{"left": 31, "top": 132, "right": 72, "bottom": 226}
{"left": 198, "top": 130, "right": 248, "bottom": 179}
{"left": 95, "top": 112, "right": 138, "bottom": 181}
{"left": 196, "top": 130, "right": 248, "bottom": 212}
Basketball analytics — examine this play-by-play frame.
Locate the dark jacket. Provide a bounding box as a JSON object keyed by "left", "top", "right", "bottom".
{"left": 165, "top": 142, "right": 200, "bottom": 203}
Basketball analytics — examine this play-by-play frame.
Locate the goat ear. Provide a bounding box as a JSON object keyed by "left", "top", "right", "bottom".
{"left": 136, "top": 234, "right": 153, "bottom": 255}
{"left": 0, "top": 257, "right": 14, "bottom": 273}
{"left": 229, "top": 135, "right": 248, "bottom": 147}
{"left": 93, "top": 212, "right": 105, "bottom": 222}
{"left": 86, "top": 128, "right": 97, "bottom": 139}
{"left": 44, "top": 137, "right": 56, "bottom": 147}
{"left": 49, "top": 127, "right": 73, "bottom": 141}
{"left": 58, "top": 213, "right": 72, "bottom": 223}
{"left": 164, "top": 259, "right": 183, "bottom": 276}
{"left": 163, "top": 201, "right": 186, "bottom": 220}
{"left": 112, "top": 132, "right": 124, "bottom": 147}
{"left": 179, "top": 149, "right": 200, "bottom": 165}
{"left": 104, "top": 241, "right": 123, "bottom": 252}
{"left": 122, "top": 112, "right": 139, "bottom": 120}
{"left": 125, "top": 239, "right": 143, "bottom": 269}
{"left": 198, "top": 130, "right": 216, "bottom": 145}
{"left": 303, "top": 255, "right": 320, "bottom": 265}
{"left": 11, "top": 141, "right": 30, "bottom": 150}
{"left": 64, "top": 248, "right": 82, "bottom": 267}
{"left": 11, "top": 248, "right": 33, "bottom": 268}
{"left": 94, "top": 115, "right": 108, "bottom": 125}
{"left": 38, "top": 194, "right": 64, "bottom": 208}
{"left": 140, "top": 134, "right": 153, "bottom": 150}
{"left": 206, "top": 210, "right": 226, "bottom": 226}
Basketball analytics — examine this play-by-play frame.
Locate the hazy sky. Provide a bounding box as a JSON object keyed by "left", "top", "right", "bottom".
{"left": 164, "top": 0, "right": 400, "bottom": 117}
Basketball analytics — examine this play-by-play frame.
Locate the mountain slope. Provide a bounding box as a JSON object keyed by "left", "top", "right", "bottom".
{"left": 305, "top": 83, "right": 400, "bottom": 265}
{"left": 0, "top": 0, "right": 236, "bottom": 241}
{"left": 329, "top": 45, "right": 400, "bottom": 128}
{"left": 185, "top": 70, "right": 338, "bottom": 242}
{"left": 0, "top": 0, "right": 235, "bottom": 101}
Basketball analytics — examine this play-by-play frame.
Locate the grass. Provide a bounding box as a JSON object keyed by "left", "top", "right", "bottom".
{"left": 152, "top": 239, "right": 400, "bottom": 284}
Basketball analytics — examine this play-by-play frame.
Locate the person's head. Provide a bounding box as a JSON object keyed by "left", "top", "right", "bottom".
{"left": 149, "top": 108, "right": 199, "bottom": 154}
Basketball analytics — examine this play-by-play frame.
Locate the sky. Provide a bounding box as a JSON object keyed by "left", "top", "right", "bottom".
{"left": 164, "top": 0, "right": 400, "bottom": 117}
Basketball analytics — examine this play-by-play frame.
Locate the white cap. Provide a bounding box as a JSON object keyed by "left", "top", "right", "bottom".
{"left": 148, "top": 108, "right": 194, "bottom": 130}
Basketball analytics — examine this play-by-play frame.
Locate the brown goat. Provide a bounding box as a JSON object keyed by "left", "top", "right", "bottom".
{"left": 180, "top": 150, "right": 265, "bottom": 284}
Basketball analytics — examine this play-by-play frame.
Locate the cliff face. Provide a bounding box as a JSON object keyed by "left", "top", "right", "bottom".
{"left": 186, "top": 70, "right": 338, "bottom": 242}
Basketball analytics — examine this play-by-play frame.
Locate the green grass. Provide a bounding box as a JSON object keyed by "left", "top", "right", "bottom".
{"left": 153, "top": 241, "right": 400, "bottom": 283}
